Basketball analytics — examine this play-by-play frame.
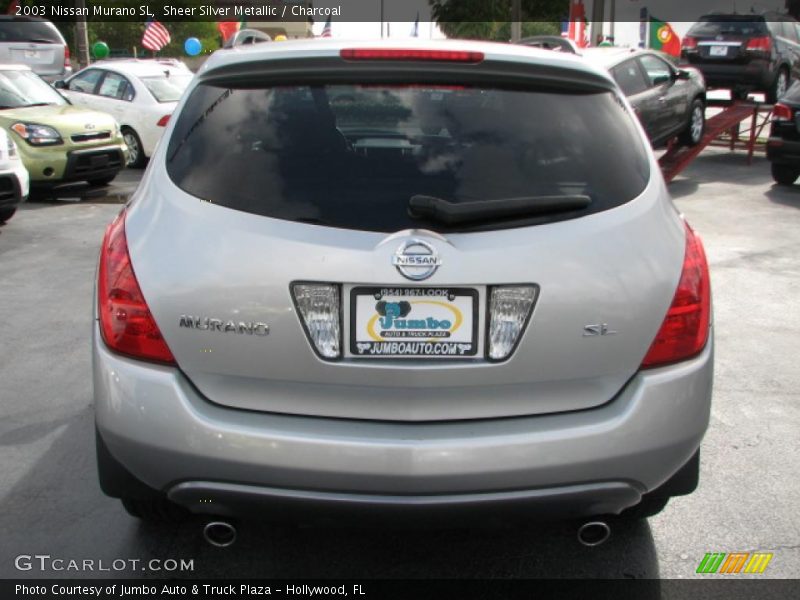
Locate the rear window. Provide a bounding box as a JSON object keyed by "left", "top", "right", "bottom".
{"left": 688, "top": 17, "right": 768, "bottom": 37}
{"left": 166, "top": 82, "right": 650, "bottom": 233}
{"left": 140, "top": 73, "right": 193, "bottom": 103}
{"left": 0, "top": 20, "right": 64, "bottom": 44}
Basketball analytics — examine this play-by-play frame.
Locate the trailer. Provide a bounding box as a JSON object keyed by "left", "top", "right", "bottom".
{"left": 660, "top": 100, "right": 774, "bottom": 182}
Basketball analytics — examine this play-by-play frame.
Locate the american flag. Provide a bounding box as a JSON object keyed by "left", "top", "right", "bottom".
{"left": 320, "top": 16, "right": 332, "bottom": 38}
{"left": 142, "top": 20, "right": 171, "bottom": 52}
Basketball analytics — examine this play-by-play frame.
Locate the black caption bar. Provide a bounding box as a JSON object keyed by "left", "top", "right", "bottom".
{"left": 2, "top": 0, "right": 785, "bottom": 24}
{"left": 3, "top": 579, "right": 800, "bottom": 600}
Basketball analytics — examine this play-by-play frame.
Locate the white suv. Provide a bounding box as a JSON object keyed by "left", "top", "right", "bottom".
{"left": 0, "top": 127, "right": 29, "bottom": 224}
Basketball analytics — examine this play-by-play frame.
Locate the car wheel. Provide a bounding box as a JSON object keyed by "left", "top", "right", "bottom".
{"left": 768, "top": 68, "right": 790, "bottom": 104}
{"left": 0, "top": 207, "right": 16, "bottom": 223}
{"left": 679, "top": 98, "right": 705, "bottom": 147}
{"left": 88, "top": 176, "right": 116, "bottom": 187}
{"left": 771, "top": 163, "right": 800, "bottom": 185}
{"left": 122, "top": 127, "right": 146, "bottom": 169}
{"left": 121, "top": 496, "right": 192, "bottom": 524}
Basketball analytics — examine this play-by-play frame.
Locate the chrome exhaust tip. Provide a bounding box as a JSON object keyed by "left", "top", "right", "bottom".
{"left": 577, "top": 521, "right": 611, "bottom": 547}
{"left": 203, "top": 521, "right": 237, "bottom": 548}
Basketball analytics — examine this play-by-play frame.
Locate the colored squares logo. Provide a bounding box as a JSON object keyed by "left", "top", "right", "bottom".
{"left": 697, "top": 552, "right": 773, "bottom": 574}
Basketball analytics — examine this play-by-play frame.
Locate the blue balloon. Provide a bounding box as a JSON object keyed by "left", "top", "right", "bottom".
{"left": 184, "top": 37, "right": 202, "bottom": 56}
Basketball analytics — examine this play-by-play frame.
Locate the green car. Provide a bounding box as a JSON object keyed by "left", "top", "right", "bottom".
{"left": 0, "top": 65, "right": 126, "bottom": 187}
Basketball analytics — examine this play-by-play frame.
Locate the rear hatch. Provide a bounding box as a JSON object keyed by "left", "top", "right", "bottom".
{"left": 0, "top": 19, "right": 66, "bottom": 79}
{"left": 125, "top": 46, "right": 685, "bottom": 422}
{"left": 684, "top": 16, "right": 769, "bottom": 64}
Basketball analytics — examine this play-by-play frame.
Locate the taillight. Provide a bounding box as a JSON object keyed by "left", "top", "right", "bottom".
{"left": 156, "top": 115, "right": 170, "bottom": 127}
{"left": 97, "top": 211, "right": 176, "bottom": 365}
{"left": 641, "top": 223, "right": 711, "bottom": 369}
{"left": 772, "top": 103, "right": 794, "bottom": 121}
{"left": 682, "top": 36, "right": 698, "bottom": 51}
{"left": 291, "top": 283, "right": 341, "bottom": 360}
{"left": 64, "top": 45, "right": 71, "bottom": 69}
{"left": 340, "top": 48, "right": 484, "bottom": 63}
{"left": 746, "top": 36, "right": 772, "bottom": 52}
{"left": 486, "top": 286, "right": 537, "bottom": 361}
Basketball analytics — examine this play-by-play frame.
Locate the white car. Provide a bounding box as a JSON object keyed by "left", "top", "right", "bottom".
{"left": 57, "top": 59, "right": 193, "bottom": 168}
{"left": 0, "top": 127, "right": 30, "bottom": 224}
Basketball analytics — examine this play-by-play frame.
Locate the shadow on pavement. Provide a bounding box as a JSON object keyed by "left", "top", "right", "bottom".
{"left": 28, "top": 183, "right": 127, "bottom": 205}
{"left": 668, "top": 178, "right": 700, "bottom": 199}
{"left": 765, "top": 183, "right": 800, "bottom": 209}
{"left": 0, "top": 412, "right": 661, "bottom": 584}
{"left": 679, "top": 152, "right": 772, "bottom": 187}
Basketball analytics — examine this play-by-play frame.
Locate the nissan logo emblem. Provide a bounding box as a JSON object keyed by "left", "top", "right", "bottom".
{"left": 392, "top": 239, "right": 442, "bottom": 281}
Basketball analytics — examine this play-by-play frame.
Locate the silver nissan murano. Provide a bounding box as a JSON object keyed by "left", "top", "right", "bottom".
{"left": 93, "top": 40, "right": 713, "bottom": 539}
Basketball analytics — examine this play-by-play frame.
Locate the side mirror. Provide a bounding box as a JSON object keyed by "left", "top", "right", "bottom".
{"left": 676, "top": 69, "right": 692, "bottom": 81}
{"left": 54, "top": 80, "right": 66, "bottom": 89}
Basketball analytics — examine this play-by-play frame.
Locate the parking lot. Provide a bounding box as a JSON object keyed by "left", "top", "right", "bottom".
{"left": 0, "top": 150, "right": 798, "bottom": 580}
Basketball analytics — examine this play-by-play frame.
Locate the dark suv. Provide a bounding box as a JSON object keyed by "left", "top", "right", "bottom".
{"left": 681, "top": 13, "right": 800, "bottom": 103}
{"left": 766, "top": 81, "right": 800, "bottom": 184}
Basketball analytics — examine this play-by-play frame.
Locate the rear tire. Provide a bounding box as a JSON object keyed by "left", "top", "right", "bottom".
{"left": 122, "top": 127, "right": 146, "bottom": 169}
{"left": 679, "top": 98, "right": 705, "bottom": 146}
{"left": 771, "top": 163, "right": 800, "bottom": 186}
{"left": 0, "top": 207, "right": 17, "bottom": 223}
{"left": 768, "top": 67, "right": 790, "bottom": 104}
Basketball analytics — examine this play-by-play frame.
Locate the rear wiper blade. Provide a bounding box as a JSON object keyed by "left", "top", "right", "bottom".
{"left": 408, "top": 194, "right": 591, "bottom": 225}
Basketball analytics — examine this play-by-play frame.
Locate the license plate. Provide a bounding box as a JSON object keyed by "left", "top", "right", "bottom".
{"left": 710, "top": 46, "right": 728, "bottom": 57}
{"left": 90, "top": 155, "right": 110, "bottom": 167}
{"left": 24, "top": 49, "right": 40, "bottom": 59}
{"left": 350, "top": 287, "right": 478, "bottom": 358}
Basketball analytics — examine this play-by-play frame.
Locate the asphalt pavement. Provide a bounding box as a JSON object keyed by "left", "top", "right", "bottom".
{"left": 0, "top": 154, "right": 798, "bottom": 580}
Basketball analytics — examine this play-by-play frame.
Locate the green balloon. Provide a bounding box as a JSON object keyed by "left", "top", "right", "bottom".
{"left": 92, "top": 41, "right": 109, "bottom": 59}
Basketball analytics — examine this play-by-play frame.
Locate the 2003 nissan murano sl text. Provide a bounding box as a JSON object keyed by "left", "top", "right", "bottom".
{"left": 92, "top": 40, "right": 713, "bottom": 542}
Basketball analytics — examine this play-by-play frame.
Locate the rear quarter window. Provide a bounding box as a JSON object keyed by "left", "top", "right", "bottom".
{"left": 611, "top": 61, "right": 649, "bottom": 96}
{"left": 0, "top": 20, "right": 64, "bottom": 44}
{"left": 166, "top": 81, "right": 650, "bottom": 233}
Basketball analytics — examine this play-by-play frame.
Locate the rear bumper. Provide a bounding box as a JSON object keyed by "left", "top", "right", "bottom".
{"left": 767, "top": 137, "right": 800, "bottom": 164}
{"left": 687, "top": 61, "right": 773, "bottom": 90}
{"left": 0, "top": 163, "right": 29, "bottom": 210}
{"left": 167, "top": 480, "right": 642, "bottom": 521}
{"left": 94, "top": 325, "right": 713, "bottom": 518}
